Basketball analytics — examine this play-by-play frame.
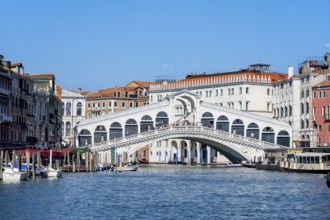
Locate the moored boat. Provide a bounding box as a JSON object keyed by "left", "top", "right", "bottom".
{"left": 1, "top": 166, "right": 28, "bottom": 182}
{"left": 120, "top": 163, "right": 138, "bottom": 171}
{"left": 46, "top": 167, "right": 63, "bottom": 178}
{"left": 241, "top": 160, "right": 256, "bottom": 168}
{"left": 283, "top": 153, "right": 330, "bottom": 173}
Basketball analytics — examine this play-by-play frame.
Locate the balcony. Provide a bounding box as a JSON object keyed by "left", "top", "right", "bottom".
{"left": 0, "top": 88, "right": 11, "bottom": 96}
{"left": 0, "top": 113, "right": 13, "bottom": 122}
{"left": 324, "top": 114, "right": 330, "bottom": 121}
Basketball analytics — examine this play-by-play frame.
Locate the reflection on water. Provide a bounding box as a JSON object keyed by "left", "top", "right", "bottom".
{"left": 1, "top": 165, "right": 330, "bottom": 219}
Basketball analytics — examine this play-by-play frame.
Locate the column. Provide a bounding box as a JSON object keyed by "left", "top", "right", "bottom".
{"left": 207, "top": 146, "right": 211, "bottom": 165}
{"left": 186, "top": 141, "right": 191, "bottom": 164}
{"left": 177, "top": 145, "right": 182, "bottom": 163}
{"left": 196, "top": 142, "right": 201, "bottom": 165}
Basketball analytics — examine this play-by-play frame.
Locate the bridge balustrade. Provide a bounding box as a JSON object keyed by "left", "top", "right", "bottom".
{"left": 90, "top": 125, "right": 288, "bottom": 152}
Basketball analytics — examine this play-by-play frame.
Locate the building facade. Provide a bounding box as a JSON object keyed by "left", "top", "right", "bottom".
{"left": 149, "top": 64, "right": 287, "bottom": 118}
{"left": 273, "top": 53, "right": 330, "bottom": 148}
{"left": 312, "top": 81, "right": 330, "bottom": 146}
{"left": 86, "top": 81, "right": 150, "bottom": 118}
{"left": 0, "top": 55, "right": 12, "bottom": 147}
{"left": 56, "top": 86, "right": 87, "bottom": 147}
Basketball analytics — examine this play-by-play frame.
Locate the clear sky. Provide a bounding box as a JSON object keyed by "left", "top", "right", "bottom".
{"left": 1, "top": 0, "right": 329, "bottom": 92}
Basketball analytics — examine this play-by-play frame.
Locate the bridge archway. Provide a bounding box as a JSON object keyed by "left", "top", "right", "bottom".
{"left": 140, "top": 115, "right": 154, "bottom": 133}
{"left": 216, "top": 115, "right": 229, "bottom": 132}
{"left": 201, "top": 112, "right": 214, "bottom": 127}
{"left": 247, "top": 123, "right": 260, "bottom": 139}
{"left": 125, "top": 119, "right": 138, "bottom": 136}
{"left": 156, "top": 111, "right": 169, "bottom": 128}
{"left": 109, "top": 122, "right": 123, "bottom": 140}
{"left": 94, "top": 125, "right": 107, "bottom": 143}
{"left": 232, "top": 119, "right": 244, "bottom": 136}
{"left": 78, "top": 129, "right": 91, "bottom": 147}
{"left": 261, "top": 127, "right": 275, "bottom": 143}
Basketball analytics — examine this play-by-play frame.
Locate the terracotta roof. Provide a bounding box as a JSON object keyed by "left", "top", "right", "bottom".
{"left": 131, "top": 81, "right": 152, "bottom": 88}
{"left": 314, "top": 81, "right": 330, "bottom": 88}
{"left": 30, "top": 74, "right": 55, "bottom": 79}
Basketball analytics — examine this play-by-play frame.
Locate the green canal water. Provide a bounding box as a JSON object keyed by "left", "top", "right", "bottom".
{"left": 1, "top": 165, "right": 330, "bottom": 219}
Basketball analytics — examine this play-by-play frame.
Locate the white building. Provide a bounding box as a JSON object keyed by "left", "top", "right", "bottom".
{"left": 149, "top": 64, "right": 287, "bottom": 118}
{"left": 56, "top": 87, "right": 86, "bottom": 147}
{"left": 273, "top": 54, "right": 330, "bottom": 148}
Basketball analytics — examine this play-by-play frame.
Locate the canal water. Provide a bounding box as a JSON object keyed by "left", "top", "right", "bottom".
{"left": 1, "top": 165, "right": 330, "bottom": 220}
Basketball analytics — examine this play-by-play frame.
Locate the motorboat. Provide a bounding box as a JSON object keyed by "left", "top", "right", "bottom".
{"left": 226, "top": 163, "right": 242, "bottom": 167}
{"left": 120, "top": 163, "right": 138, "bottom": 171}
{"left": 241, "top": 160, "right": 256, "bottom": 168}
{"left": 1, "top": 166, "right": 28, "bottom": 182}
{"left": 45, "top": 167, "right": 63, "bottom": 178}
{"left": 282, "top": 153, "right": 330, "bottom": 173}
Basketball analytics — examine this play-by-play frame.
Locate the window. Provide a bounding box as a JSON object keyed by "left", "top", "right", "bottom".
{"left": 301, "top": 120, "right": 304, "bottom": 129}
{"left": 301, "top": 90, "right": 304, "bottom": 98}
{"left": 246, "top": 87, "right": 249, "bottom": 94}
{"left": 114, "top": 92, "right": 117, "bottom": 97}
{"left": 130, "top": 102, "right": 133, "bottom": 108}
{"left": 319, "top": 125, "right": 322, "bottom": 132}
{"left": 216, "top": 90, "right": 218, "bottom": 96}
{"left": 323, "top": 91, "right": 326, "bottom": 98}
{"left": 93, "top": 103, "right": 95, "bottom": 108}
{"left": 319, "top": 91, "right": 322, "bottom": 98}
{"left": 77, "top": 102, "right": 82, "bottom": 116}
{"left": 220, "top": 89, "right": 223, "bottom": 96}
{"left": 114, "top": 102, "right": 117, "bottom": 107}
{"left": 125, "top": 91, "right": 128, "bottom": 97}
{"left": 118, "top": 92, "right": 121, "bottom": 97}
{"left": 328, "top": 125, "right": 330, "bottom": 132}
{"left": 109, "top": 102, "right": 112, "bottom": 107}
{"left": 228, "top": 88, "right": 230, "bottom": 95}
{"left": 102, "top": 102, "right": 105, "bottom": 108}
{"left": 209, "top": 90, "right": 212, "bottom": 97}
{"left": 306, "top": 119, "right": 309, "bottom": 128}
{"left": 267, "top": 88, "right": 270, "bottom": 95}
{"left": 231, "top": 88, "right": 234, "bottom": 95}
{"left": 313, "top": 107, "right": 316, "bottom": 116}
{"left": 98, "top": 103, "right": 100, "bottom": 108}
{"left": 313, "top": 91, "right": 316, "bottom": 99}
{"left": 239, "top": 87, "right": 242, "bottom": 94}
{"left": 88, "top": 103, "right": 90, "bottom": 108}
{"left": 206, "top": 91, "right": 208, "bottom": 97}
{"left": 122, "top": 102, "right": 126, "bottom": 108}
{"left": 246, "top": 101, "right": 249, "bottom": 111}
{"left": 306, "top": 89, "right": 309, "bottom": 97}
{"left": 289, "top": 105, "right": 292, "bottom": 116}
{"left": 306, "top": 103, "right": 309, "bottom": 114}
{"left": 301, "top": 103, "right": 304, "bottom": 114}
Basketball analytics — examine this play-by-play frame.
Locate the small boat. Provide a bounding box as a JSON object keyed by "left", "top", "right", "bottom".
{"left": 46, "top": 167, "right": 63, "bottom": 178}
{"left": 97, "top": 163, "right": 105, "bottom": 171}
{"left": 227, "top": 163, "right": 242, "bottom": 167}
{"left": 1, "top": 166, "right": 28, "bottom": 182}
{"left": 138, "top": 158, "right": 148, "bottom": 164}
{"left": 241, "top": 160, "right": 256, "bottom": 168}
{"left": 120, "top": 163, "right": 138, "bottom": 171}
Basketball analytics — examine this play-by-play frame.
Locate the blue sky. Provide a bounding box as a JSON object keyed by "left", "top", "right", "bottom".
{"left": 1, "top": 0, "right": 329, "bottom": 92}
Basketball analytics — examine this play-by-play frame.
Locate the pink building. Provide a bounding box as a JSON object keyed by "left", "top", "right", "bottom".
{"left": 312, "top": 81, "right": 330, "bottom": 146}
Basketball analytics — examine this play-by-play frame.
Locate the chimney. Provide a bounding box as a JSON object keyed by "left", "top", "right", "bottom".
{"left": 288, "top": 66, "right": 294, "bottom": 79}
{"left": 78, "top": 88, "right": 82, "bottom": 94}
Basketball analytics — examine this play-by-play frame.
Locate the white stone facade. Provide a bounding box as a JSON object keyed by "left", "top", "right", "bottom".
{"left": 61, "top": 89, "right": 86, "bottom": 147}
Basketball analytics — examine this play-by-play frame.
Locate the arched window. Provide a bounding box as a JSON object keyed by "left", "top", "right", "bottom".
{"left": 231, "top": 119, "right": 244, "bottom": 136}
{"left": 77, "top": 102, "right": 82, "bottom": 116}
{"left": 156, "top": 111, "right": 169, "bottom": 128}
{"left": 78, "top": 129, "right": 91, "bottom": 147}
{"left": 247, "top": 123, "right": 259, "bottom": 139}
{"left": 66, "top": 102, "right": 71, "bottom": 116}
{"left": 216, "top": 116, "right": 229, "bottom": 132}
{"left": 141, "top": 115, "right": 153, "bottom": 132}
{"left": 110, "top": 122, "right": 123, "bottom": 140}
{"left": 65, "top": 122, "right": 71, "bottom": 137}
{"left": 262, "top": 127, "right": 275, "bottom": 143}
{"left": 201, "top": 112, "right": 214, "bottom": 128}
{"left": 277, "top": 130, "right": 290, "bottom": 147}
{"left": 125, "top": 119, "right": 138, "bottom": 136}
{"left": 94, "top": 125, "right": 107, "bottom": 143}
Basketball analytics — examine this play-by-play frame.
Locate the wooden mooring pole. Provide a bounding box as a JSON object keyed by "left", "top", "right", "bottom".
{"left": 0, "top": 151, "right": 3, "bottom": 181}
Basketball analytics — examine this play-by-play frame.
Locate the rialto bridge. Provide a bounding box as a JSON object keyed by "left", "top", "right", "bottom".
{"left": 75, "top": 90, "right": 292, "bottom": 164}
